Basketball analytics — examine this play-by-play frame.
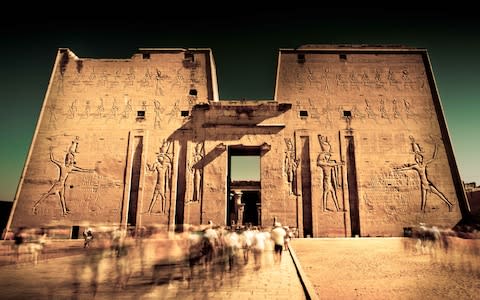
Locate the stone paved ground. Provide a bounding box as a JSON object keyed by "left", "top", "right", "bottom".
{"left": 290, "top": 237, "right": 480, "bottom": 300}
{"left": 0, "top": 239, "right": 306, "bottom": 300}
{"left": 2, "top": 237, "right": 478, "bottom": 299}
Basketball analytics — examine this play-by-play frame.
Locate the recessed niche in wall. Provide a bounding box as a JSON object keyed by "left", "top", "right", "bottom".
{"left": 297, "top": 53, "right": 306, "bottom": 63}
{"left": 137, "top": 111, "right": 145, "bottom": 119}
{"left": 184, "top": 52, "right": 194, "bottom": 62}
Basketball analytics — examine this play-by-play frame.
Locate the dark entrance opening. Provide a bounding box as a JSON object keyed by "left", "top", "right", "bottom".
{"left": 346, "top": 136, "right": 360, "bottom": 236}
{"left": 241, "top": 191, "right": 260, "bottom": 226}
{"left": 174, "top": 139, "right": 188, "bottom": 232}
{"left": 128, "top": 136, "right": 143, "bottom": 227}
{"left": 300, "top": 136, "right": 313, "bottom": 237}
{"left": 71, "top": 226, "right": 80, "bottom": 239}
{"left": 228, "top": 146, "right": 261, "bottom": 227}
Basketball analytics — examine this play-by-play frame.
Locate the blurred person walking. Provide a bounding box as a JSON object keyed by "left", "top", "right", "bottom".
{"left": 13, "top": 228, "right": 25, "bottom": 263}
{"left": 271, "top": 222, "right": 287, "bottom": 264}
{"left": 83, "top": 227, "right": 94, "bottom": 248}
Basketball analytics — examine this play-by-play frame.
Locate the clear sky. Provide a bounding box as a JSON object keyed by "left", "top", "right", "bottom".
{"left": 0, "top": 7, "right": 479, "bottom": 201}
{"left": 231, "top": 156, "right": 260, "bottom": 181}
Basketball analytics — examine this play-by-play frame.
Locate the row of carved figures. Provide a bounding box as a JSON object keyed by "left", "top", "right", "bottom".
{"left": 284, "top": 135, "right": 453, "bottom": 212}
{"left": 31, "top": 134, "right": 454, "bottom": 216}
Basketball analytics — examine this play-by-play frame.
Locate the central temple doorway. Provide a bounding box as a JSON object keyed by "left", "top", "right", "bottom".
{"left": 241, "top": 191, "right": 260, "bottom": 225}
{"left": 228, "top": 146, "right": 261, "bottom": 227}
{"left": 229, "top": 187, "right": 261, "bottom": 227}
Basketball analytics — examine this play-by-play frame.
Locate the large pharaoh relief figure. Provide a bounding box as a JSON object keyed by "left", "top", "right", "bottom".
{"left": 146, "top": 139, "right": 173, "bottom": 214}
{"left": 284, "top": 138, "right": 299, "bottom": 195}
{"left": 394, "top": 136, "right": 454, "bottom": 212}
{"left": 33, "top": 136, "right": 95, "bottom": 216}
{"left": 317, "top": 135, "right": 345, "bottom": 212}
{"left": 188, "top": 142, "right": 204, "bottom": 203}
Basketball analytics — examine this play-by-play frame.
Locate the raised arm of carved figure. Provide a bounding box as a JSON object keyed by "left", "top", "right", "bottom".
{"left": 394, "top": 163, "right": 415, "bottom": 171}
{"left": 428, "top": 144, "right": 438, "bottom": 163}
{"left": 49, "top": 147, "right": 62, "bottom": 167}
{"left": 72, "top": 165, "right": 95, "bottom": 173}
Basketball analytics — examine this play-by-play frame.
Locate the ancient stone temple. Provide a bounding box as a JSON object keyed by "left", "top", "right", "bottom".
{"left": 5, "top": 45, "right": 470, "bottom": 238}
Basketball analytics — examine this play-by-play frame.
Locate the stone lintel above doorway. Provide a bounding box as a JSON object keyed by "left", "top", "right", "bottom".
{"left": 192, "top": 101, "right": 291, "bottom": 127}
{"left": 230, "top": 181, "right": 261, "bottom": 191}
{"left": 193, "top": 100, "right": 291, "bottom": 112}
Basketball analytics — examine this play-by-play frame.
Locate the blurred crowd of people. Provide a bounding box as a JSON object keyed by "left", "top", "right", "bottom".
{"left": 3, "top": 221, "right": 479, "bottom": 297}
{"left": 7, "top": 227, "right": 49, "bottom": 265}
{"left": 2, "top": 221, "right": 297, "bottom": 296}
{"left": 404, "top": 223, "right": 480, "bottom": 277}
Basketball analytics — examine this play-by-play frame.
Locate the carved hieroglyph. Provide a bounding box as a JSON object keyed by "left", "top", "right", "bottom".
{"left": 394, "top": 136, "right": 453, "bottom": 212}
{"left": 317, "top": 135, "right": 345, "bottom": 212}
{"left": 146, "top": 139, "right": 173, "bottom": 214}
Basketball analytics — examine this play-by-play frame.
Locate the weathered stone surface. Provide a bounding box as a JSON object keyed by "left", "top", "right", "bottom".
{"left": 6, "top": 45, "right": 468, "bottom": 237}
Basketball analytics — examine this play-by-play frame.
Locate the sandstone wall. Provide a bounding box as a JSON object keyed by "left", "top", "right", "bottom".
{"left": 8, "top": 46, "right": 466, "bottom": 238}
{"left": 275, "top": 48, "right": 464, "bottom": 237}
{"left": 9, "top": 48, "right": 215, "bottom": 231}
